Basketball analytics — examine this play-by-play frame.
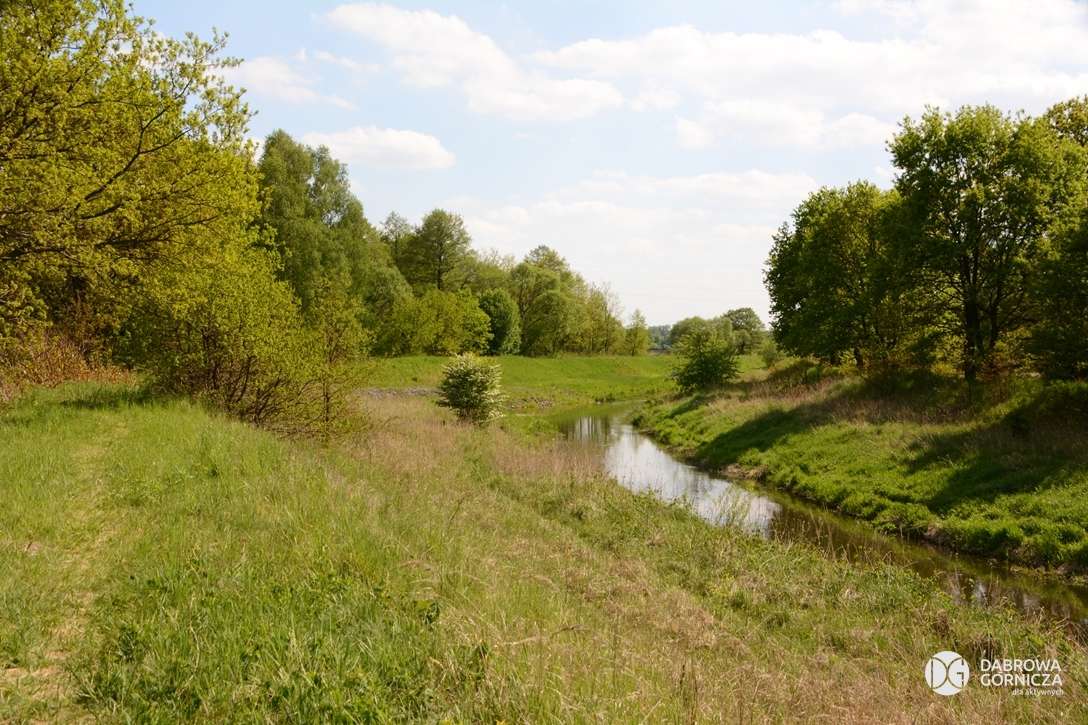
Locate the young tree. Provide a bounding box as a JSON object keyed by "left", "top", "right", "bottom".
{"left": 623, "top": 310, "right": 651, "bottom": 356}
{"left": 891, "top": 105, "right": 1088, "bottom": 380}
{"left": 670, "top": 327, "right": 739, "bottom": 394}
{"left": 437, "top": 355, "right": 505, "bottom": 425}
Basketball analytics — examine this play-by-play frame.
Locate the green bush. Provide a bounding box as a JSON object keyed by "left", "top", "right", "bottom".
{"left": 670, "top": 328, "right": 739, "bottom": 394}
{"left": 122, "top": 250, "right": 317, "bottom": 429}
{"left": 436, "top": 355, "right": 505, "bottom": 425}
{"left": 759, "top": 339, "right": 784, "bottom": 369}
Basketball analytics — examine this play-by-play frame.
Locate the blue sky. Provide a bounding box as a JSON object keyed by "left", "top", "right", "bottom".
{"left": 135, "top": 0, "right": 1088, "bottom": 324}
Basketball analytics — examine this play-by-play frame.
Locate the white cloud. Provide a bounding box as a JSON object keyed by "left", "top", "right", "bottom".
{"left": 325, "top": 3, "right": 623, "bottom": 121}
{"left": 675, "top": 117, "right": 713, "bottom": 150}
{"left": 296, "top": 48, "right": 381, "bottom": 74}
{"left": 302, "top": 126, "right": 455, "bottom": 170}
{"left": 225, "top": 56, "right": 356, "bottom": 109}
{"left": 446, "top": 169, "right": 819, "bottom": 322}
{"left": 536, "top": 0, "right": 1088, "bottom": 149}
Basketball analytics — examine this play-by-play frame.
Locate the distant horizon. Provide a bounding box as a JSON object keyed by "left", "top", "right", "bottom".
{"left": 136, "top": 0, "right": 1088, "bottom": 325}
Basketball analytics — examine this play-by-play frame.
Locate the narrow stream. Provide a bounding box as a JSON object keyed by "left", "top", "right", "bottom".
{"left": 560, "top": 409, "right": 1088, "bottom": 638}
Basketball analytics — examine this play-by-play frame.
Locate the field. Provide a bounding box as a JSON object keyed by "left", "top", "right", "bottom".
{"left": 364, "top": 354, "right": 677, "bottom": 407}
{"left": 638, "top": 367, "right": 1088, "bottom": 573}
{"left": 1, "top": 374, "right": 1086, "bottom": 722}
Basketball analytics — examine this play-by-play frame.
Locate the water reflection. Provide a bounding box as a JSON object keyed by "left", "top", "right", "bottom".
{"left": 562, "top": 412, "right": 1088, "bottom": 638}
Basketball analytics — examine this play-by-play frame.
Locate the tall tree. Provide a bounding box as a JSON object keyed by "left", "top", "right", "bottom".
{"left": 402, "top": 210, "right": 472, "bottom": 291}
{"left": 1, "top": 0, "right": 255, "bottom": 340}
{"left": 891, "top": 105, "right": 1086, "bottom": 380}
{"left": 257, "top": 131, "right": 383, "bottom": 315}
{"left": 1030, "top": 97, "right": 1088, "bottom": 379}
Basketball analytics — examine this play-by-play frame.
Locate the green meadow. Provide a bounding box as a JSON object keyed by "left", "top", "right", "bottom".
{"left": 1, "top": 374, "right": 1085, "bottom": 722}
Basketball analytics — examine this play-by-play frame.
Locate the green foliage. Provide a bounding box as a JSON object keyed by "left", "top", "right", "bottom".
{"left": 623, "top": 310, "right": 651, "bottom": 356}
{"left": 306, "top": 273, "right": 370, "bottom": 439}
{"left": 668, "top": 317, "right": 709, "bottom": 348}
{"left": 670, "top": 327, "right": 739, "bottom": 394}
{"left": 478, "top": 288, "right": 522, "bottom": 355}
{"left": 400, "top": 209, "right": 472, "bottom": 291}
{"left": 722, "top": 308, "right": 766, "bottom": 353}
{"left": 436, "top": 355, "right": 505, "bottom": 424}
{"left": 122, "top": 249, "right": 316, "bottom": 428}
{"left": 1, "top": 0, "right": 256, "bottom": 338}
{"left": 257, "top": 130, "right": 388, "bottom": 317}
{"left": 767, "top": 182, "right": 929, "bottom": 372}
{"left": 891, "top": 105, "right": 1088, "bottom": 380}
{"left": 759, "top": 339, "right": 784, "bottom": 369}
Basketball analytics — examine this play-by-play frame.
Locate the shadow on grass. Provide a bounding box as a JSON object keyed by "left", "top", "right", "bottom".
{"left": 673, "top": 373, "right": 1088, "bottom": 514}
{"left": 61, "top": 385, "right": 154, "bottom": 411}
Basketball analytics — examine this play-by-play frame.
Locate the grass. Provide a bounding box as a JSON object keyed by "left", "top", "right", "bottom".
{"left": 637, "top": 365, "right": 1088, "bottom": 573}
{"left": 1, "top": 381, "right": 1086, "bottom": 721}
{"left": 364, "top": 354, "right": 679, "bottom": 407}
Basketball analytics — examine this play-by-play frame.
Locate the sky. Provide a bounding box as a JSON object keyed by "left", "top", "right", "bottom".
{"left": 134, "top": 0, "right": 1088, "bottom": 325}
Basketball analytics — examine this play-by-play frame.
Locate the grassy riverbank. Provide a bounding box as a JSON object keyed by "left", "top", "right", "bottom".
{"left": 1, "top": 380, "right": 1085, "bottom": 722}
{"left": 637, "top": 367, "right": 1088, "bottom": 574}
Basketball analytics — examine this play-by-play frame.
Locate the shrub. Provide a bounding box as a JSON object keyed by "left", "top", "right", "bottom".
{"left": 122, "top": 250, "right": 318, "bottom": 429}
{"left": 759, "top": 339, "right": 784, "bottom": 369}
{"left": 436, "top": 355, "right": 505, "bottom": 424}
{"left": 670, "top": 327, "right": 739, "bottom": 394}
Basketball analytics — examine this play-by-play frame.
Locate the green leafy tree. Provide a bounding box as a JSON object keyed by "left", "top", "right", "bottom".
{"left": 123, "top": 249, "right": 316, "bottom": 428}
{"left": 402, "top": 209, "right": 472, "bottom": 291}
{"left": 579, "top": 285, "right": 624, "bottom": 354}
{"left": 670, "top": 327, "right": 739, "bottom": 394}
{"left": 721, "top": 308, "right": 766, "bottom": 353}
{"left": 668, "top": 317, "right": 709, "bottom": 348}
{"left": 766, "top": 182, "right": 931, "bottom": 371}
{"left": 1, "top": 0, "right": 255, "bottom": 342}
{"left": 306, "top": 272, "right": 369, "bottom": 439}
{"left": 623, "top": 309, "right": 651, "bottom": 356}
{"left": 437, "top": 355, "right": 505, "bottom": 425}
{"left": 891, "top": 105, "right": 1088, "bottom": 380}
{"left": 257, "top": 130, "right": 385, "bottom": 315}
{"left": 478, "top": 288, "right": 522, "bottom": 355}
{"left": 1030, "top": 213, "right": 1088, "bottom": 379}
{"left": 511, "top": 258, "right": 573, "bottom": 356}
{"left": 412, "top": 289, "right": 491, "bottom": 356}
{"left": 1030, "top": 98, "right": 1088, "bottom": 379}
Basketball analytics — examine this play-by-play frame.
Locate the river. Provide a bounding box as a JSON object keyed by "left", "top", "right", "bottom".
{"left": 559, "top": 408, "right": 1088, "bottom": 639}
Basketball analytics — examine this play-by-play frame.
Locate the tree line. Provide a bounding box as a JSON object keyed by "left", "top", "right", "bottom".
{"left": 767, "top": 100, "right": 1088, "bottom": 382}
{"left": 0, "top": 1, "right": 651, "bottom": 427}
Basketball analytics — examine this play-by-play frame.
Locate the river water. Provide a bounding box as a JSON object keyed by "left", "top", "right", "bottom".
{"left": 559, "top": 410, "right": 1088, "bottom": 638}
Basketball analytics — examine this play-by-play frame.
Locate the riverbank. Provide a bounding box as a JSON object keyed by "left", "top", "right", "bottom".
{"left": 1, "top": 380, "right": 1085, "bottom": 721}
{"left": 636, "top": 367, "right": 1088, "bottom": 576}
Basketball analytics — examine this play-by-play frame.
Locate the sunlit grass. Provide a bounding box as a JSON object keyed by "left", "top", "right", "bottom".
{"left": 1, "top": 383, "right": 1085, "bottom": 721}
